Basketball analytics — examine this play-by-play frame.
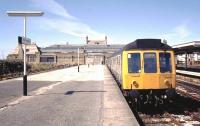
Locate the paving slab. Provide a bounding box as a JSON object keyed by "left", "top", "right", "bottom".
{"left": 103, "top": 67, "right": 139, "bottom": 126}
{"left": 0, "top": 65, "right": 139, "bottom": 126}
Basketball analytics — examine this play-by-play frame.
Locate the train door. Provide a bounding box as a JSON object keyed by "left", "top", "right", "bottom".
{"left": 159, "top": 51, "right": 176, "bottom": 89}
{"left": 142, "top": 52, "right": 160, "bottom": 89}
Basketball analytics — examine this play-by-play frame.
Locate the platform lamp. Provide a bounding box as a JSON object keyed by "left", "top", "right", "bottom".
{"left": 77, "top": 46, "right": 86, "bottom": 72}
{"left": 78, "top": 47, "right": 80, "bottom": 72}
{"left": 6, "top": 11, "right": 44, "bottom": 96}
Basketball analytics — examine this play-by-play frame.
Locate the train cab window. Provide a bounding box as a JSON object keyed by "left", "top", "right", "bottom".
{"left": 144, "top": 53, "right": 157, "bottom": 73}
{"left": 128, "top": 53, "right": 141, "bottom": 73}
{"left": 159, "top": 53, "right": 172, "bottom": 73}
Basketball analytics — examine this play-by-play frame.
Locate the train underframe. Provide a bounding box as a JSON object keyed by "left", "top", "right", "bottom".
{"left": 124, "top": 88, "right": 176, "bottom": 108}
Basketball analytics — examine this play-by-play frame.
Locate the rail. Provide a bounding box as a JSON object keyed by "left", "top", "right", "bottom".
{"left": 129, "top": 94, "right": 200, "bottom": 126}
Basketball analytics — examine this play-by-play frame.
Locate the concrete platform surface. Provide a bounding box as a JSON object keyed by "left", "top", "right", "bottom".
{"left": 0, "top": 65, "right": 139, "bottom": 126}
{"left": 176, "top": 70, "right": 200, "bottom": 77}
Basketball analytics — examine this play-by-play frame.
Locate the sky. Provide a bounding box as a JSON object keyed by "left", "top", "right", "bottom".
{"left": 0, "top": 0, "right": 200, "bottom": 59}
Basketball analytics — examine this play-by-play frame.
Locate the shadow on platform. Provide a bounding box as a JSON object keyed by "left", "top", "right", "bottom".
{"left": 65, "top": 90, "right": 106, "bottom": 95}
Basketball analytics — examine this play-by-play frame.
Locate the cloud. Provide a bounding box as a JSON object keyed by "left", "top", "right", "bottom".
{"left": 41, "top": 18, "right": 104, "bottom": 38}
{"left": 30, "top": 0, "right": 104, "bottom": 38}
{"left": 160, "top": 23, "right": 190, "bottom": 42}
{"left": 31, "top": 0, "right": 75, "bottom": 20}
{"left": 174, "top": 24, "right": 190, "bottom": 39}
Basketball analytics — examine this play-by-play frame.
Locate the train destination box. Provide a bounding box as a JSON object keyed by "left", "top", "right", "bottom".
{"left": 18, "top": 36, "right": 31, "bottom": 45}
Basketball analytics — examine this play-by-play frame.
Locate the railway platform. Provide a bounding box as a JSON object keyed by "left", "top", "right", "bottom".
{"left": 176, "top": 70, "right": 200, "bottom": 78}
{"left": 0, "top": 65, "right": 139, "bottom": 126}
{"left": 176, "top": 70, "right": 200, "bottom": 85}
{"left": 176, "top": 69, "right": 200, "bottom": 102}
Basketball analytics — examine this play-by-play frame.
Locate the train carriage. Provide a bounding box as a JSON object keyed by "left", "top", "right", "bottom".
{"left": 107, "top": 39, "right": 176, "bottom": 106}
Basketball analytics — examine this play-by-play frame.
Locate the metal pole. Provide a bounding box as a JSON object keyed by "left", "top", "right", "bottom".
{"left": 6, "top": 11, "right": 44, "bottom": 96}
{"left": 24, "top": 16, "right": 26, "bottom": 37}
{"left": 23, "top": 16, "right": 27, "bottom": 96}
{"left": 78, "top": 48, "right": 79, "bottom": 72}
{"left": 185, "top": 52, "right": 187, "bottom": 70}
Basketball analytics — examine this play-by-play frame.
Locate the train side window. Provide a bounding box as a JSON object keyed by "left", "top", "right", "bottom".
{"left": 159, "top": 53, "right": 171, "bottom": 73}
{"left": 144, "top": 53, "right": 157, "bottom": 73}
{"left": 128, "top": 53, "right": 141, "bottom": 73}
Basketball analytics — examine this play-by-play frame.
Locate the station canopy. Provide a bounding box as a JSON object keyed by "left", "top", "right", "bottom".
{"left": 173, "top": 41, "right": 200, "bottom": 54}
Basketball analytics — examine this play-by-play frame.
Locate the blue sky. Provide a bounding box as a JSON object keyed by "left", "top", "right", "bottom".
{"left": 0, "top": 0, "right": 200, "bottom": 58}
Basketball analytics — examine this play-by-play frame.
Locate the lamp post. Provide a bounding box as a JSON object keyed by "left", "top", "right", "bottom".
{"left": 77, "top": 46, "right": 86, "bottom": 72}
{"left": 78, "top": 47, "right": 80, "bottom": 72}
{"left": 7, "top": 11, "right": 44, "bottom": 96}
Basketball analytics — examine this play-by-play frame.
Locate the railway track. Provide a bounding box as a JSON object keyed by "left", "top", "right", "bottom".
{"left": 121, "top": 79, "right": 200, "bottom": 125}
{"left": 110, "top": 67, "right": 200, "bottom": 125}
{"left": 138, "top": 111, "right": 200, "bottom": 126}
{"left": 131, "top": 78, "right": 200, "bottom": 126}
{"left": 128, "top": 94, "right": 200, "bottom": 126}
{"left": 176, "top": 80, "right": 200, "bottom": 102}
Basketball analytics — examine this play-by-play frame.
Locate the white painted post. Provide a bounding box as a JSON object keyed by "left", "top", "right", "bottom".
{"left": 23, "top": 16, "right": 27, "bottom": 76}
{"left": 23, "top": 16, "right": 27, "bottom": 96}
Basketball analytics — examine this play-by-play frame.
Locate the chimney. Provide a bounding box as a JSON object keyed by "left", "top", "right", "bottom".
{"left": 105, "top": 36, "right": 107, "bottom": 45}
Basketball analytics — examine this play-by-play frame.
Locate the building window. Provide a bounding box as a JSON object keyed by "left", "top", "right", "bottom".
{"left": 72, "top": 56, "right": 74, "bottom": 62}
{"left": 40, "top": 56, "right": 54, "bottom": 63}
{"left": 28, "top": 55, "right": 36, "bottom": 62}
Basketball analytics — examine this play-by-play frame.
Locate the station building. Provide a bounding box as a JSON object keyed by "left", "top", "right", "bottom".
{"left": 7, "top": 43, "right": 41, "bottom": 63}
{"left": 7, "top": 36, "right": 124, "bottom": 65}
{"left": 7, "top": 38, "right": 200, "bottom": 68}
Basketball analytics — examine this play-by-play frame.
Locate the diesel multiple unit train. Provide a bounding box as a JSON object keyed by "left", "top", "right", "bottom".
{"left": 107, "top": 39, "right": 176, "bottom": 107}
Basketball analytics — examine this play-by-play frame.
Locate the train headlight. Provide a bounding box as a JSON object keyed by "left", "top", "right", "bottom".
{"left": 132, "top": 80, "right": 139, "bottom": 88}
{"left": 164, "top": 80, "right": 171, "bottom": 87}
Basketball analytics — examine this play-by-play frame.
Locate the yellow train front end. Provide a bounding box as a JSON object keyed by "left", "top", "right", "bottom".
{"left": 122, "top": 50, "right": 176, "bottom": 90}
{"left": 121, "top": 49, "right": 176, "bottom": 105}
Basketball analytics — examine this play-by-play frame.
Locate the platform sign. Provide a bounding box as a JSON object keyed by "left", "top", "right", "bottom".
{"left": 18, "top": 36, "right": 31, "bottom": 45}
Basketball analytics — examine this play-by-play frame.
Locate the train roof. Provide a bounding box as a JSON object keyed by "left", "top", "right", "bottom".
{"left": 123, "top": 39, "right": 172, "bottom": 51}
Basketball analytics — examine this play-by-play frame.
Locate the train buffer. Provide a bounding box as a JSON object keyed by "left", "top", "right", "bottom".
{"left": 0, "top": 65, "right": 139, "bottom": 126}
